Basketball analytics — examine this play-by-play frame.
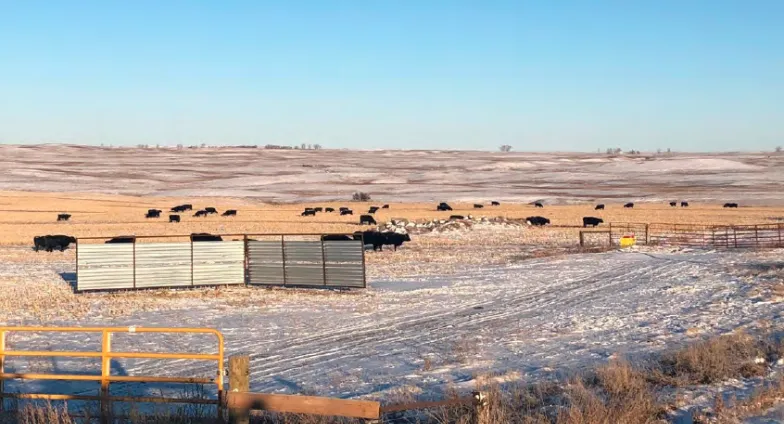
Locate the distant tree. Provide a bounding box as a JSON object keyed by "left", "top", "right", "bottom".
{"left": 352, "top": 192, "right": 371, "bottom": 202}
{"left": 499, "top": 145, "right": 513, "bottom": 152}
{"left": 313, "top": 144, "right": 322, "bottom": 150}
{"left": 301, "top": 143, "right": 307, "bottom": 150}
{"left": 667, "top": 148, "right": 671, "bottom": 154}
{"left": 200, "top": 143, "right": 206, "bottom": 148}
{"left": 176, "top": 144, "right": 183, "bottom": 150}
{"left": 657, "top": 148, "right": 662, "bottom": 155}
{"left": 776, "top": 146, "right": 782, "bottom": 153}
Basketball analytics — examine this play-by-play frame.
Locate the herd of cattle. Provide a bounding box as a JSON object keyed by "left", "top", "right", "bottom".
{"left": 38, "top": 200, "right": 744, "bottom": 253}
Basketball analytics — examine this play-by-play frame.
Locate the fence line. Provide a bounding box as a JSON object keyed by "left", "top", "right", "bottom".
{"left": 607, "top": 222, "right": 784, "bottom": 249}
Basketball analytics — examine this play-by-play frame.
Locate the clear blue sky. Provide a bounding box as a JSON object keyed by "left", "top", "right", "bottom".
{"left": 1, "top": 0, "right": 782, "bottom": 151}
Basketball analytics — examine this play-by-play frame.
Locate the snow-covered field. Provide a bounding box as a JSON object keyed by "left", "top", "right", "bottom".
{"left": 3, "top": 247, "right": 782, "bottom": 404}
{"left": 2, "top": 145, "right": 784, "bottom": 204}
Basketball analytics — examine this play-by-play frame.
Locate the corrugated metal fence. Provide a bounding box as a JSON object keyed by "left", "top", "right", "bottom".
{"left": 76, "top": 234, "right": 365, "bottom": 291}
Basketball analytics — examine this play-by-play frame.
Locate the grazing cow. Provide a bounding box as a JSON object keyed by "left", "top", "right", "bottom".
{"left": 382, "top": 232, "right": 411, "bottom": 251}
{"left": 353, "top": 231, "right": 385, "bottom": 251}
{"left": 624, "top": 203, "right": 634, "bottom": 208}
{"left": 145, "top": 209, "right": 162, "bottom": 218}
{"left": 360, "top": 215, "right": 377, "bottom": 225}
{"left": 205, "top": 207, "right": 218, "bottom": 214}
{"left": 437, "top": 202, "right": 453, "bottom": 211}
{"left": 582, "top": 217, "right": 604, "bottom": 227}
{"left": 339, "top": 207, "right": 349, "bottom": 211}
{"left": 491, "top": 201, "right": 501, "bottom": 206}
{"left": 321, "top": 234, "right": 352, "bottom": 241}
{"left": 57, "top": 214, "right": 71, "bottom": 222}
{"left": 194, "top": 210, "right": 208, "bottom": 217}
{"left": 449, "top": 215, "right": 465, "bottom": 220}
{"left": 171, "top": 204, "right": 193, "bottom": 212}
{"left": 681, "top": 202, "right": 689, "bottom": 207}
{"left": 368, "top": 206, "right": 380, "bottom": 214}
{"left": 723, "top": 202, "right": 739, "bottom": 208}
{"left": 222, "top": 209, "right": 237, "bottom": 216}
{"left": 340, "top": 209, "right": 353, "bottom": 216}
{"left": 33, "top": 235, "right": 77, "bottom": 252}
{"left": 106, "top": 236, "right": 135, "bottom": 244}
{"left": 595, "top": 204, "right": 605, "bottom": 210}
{"left": 169, "top": 215, "right": 180, "bottom": 223}
{"left": 314, "top": 207, "right": 323, "bottom": 212}
{"left": 473, "top": 204, "right": 484, "bottom": 209}
{"left": 525, "top": 216, "right": 550, "bottom": 226}
{"left": 534, "top": 203, "right": 544, "bottom": 208}
{"left": 669, "top": 201, "right": 677, "bottom": 207}
{"left": 382, "top": 204, "right": 390, "bottom": 209}
{"left": 191, "top": 233, "right": 223, "bottom": 242}
{"left": 325, "top": 208, "right": 335, "bottom": 213}
{"left": 301, "top": 210, "right": 317, "bottom": 216}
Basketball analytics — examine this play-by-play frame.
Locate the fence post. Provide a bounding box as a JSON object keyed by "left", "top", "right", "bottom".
{"left": 321, "top": 239, "right": 328, "bottom": 287}
{"left": 755, "top": 225, "right": 759, "bottom": 248}
{"left": 779, "top": 224, "right": 783, "bottom": 248}
{"left": 645, "top": 224, "right": 649, "bottom": 245}
{"left": 229, "top": 354, "right": 251, "bottom": 424}
{"left": 734, "top": 228, "right": 738, "bottom": 248}
{"left": 100, "top": 330, "right": 112, "bottom": 424}
{"left": 190, "top": 237, "right": 195, "bottom": 287}
{"left": 472, "top": 391, "right": 488, "bottom": 424}
{"left": 579, "top": 231, "right": 584, "bottom": 247}
{"left": 280, "top": 235, "right": 288, "bottom": 287}
{"left": 243, "top": 235, "right": 249, "bottom": 286}
{"left": 132, "top": 239, "right": 137, "bottom": 289}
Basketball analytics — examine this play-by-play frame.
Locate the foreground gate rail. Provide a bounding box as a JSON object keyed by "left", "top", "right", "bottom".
{"left": 0, "top": 326, "right": 225, "bottom": 423}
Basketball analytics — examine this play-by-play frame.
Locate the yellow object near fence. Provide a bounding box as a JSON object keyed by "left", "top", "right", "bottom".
{"left": 620, "top": 235, "right": 636, "bottom": 247}
{"left": 0, "top": 326, "right": 225, "bottom": 423}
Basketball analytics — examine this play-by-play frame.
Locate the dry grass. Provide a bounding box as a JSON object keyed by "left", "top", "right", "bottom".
{"left": 1, "top": 191, "right": 782, "bottom": 246}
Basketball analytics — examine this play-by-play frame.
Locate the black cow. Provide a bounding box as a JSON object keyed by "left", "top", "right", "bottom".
{"left": 191, "top": 233, "right": 222, "bottom": 242}
{"left": 669, "top": 201, "right": 677, "bottom": 207}
{"left": 169, "top": 215, "right": 180, "bottom": 223}
{"left": 723, "top": 203, "right": 738, "bottom": 208}
{"left": 491, "top": 201, "right": 500, "bottom": 206}
{"left": 301, "top": 210, "right": 317, "bottom": 216}
{"left": 382, "top": 204, "right": 390, "bottom": 209}
{"left": 624, "top": 203, "right": 634, "bottom": 208}
{"left": 205, "top": 207, "right": 218, "bottom": 214}
{"left": 368, "top": 206, "right": 380, "bottom": 214}
{"left": 681, "top": 202, "right": 689, "bottom": 207}
{"left": 145, "top": 209, "right": 162, "bottom": 218}
{"left": 339, "top": 207, "right": 349, "bottom": 211}
{"left": 595, "top": 204, "right": 605, "bottom": 210}
{"left": 222, "top": 209, "right": 237, "bottom": 216}
{"left": 314, "top": 207, "right": 323, "bottom": 212}
{"left": 194, "top": 210, "right": 208, "bottom": 217}
{"left": 171, "top": 204, "right": 192, "bottom": 212}
{"left": 353, "top": 231, "right": 385, "bottom": 251}
{"left": 534, "top": 203, "right": 544, "bottom": 208}
{"left": 33, "top": 235, "right": 77, "bottom": 252}
{"left": 449, "top": 215, "right": 465, "bottom": 220}
{"left": 382, "top": 232, "right": 411, "bottom": 251}
{"left": 340, "top": 209, "right": 353, "bottom": 216}
{"left": 582, "top": 217, "right": 604, "bottom": 227}
{"left": 473, "top": 204, "right": 484, "bottom": 209}
{"left": 57, "top": 214, "right": 71, "bottom": 222}
{"left": 325, "top": 208, "right": 335, "bottom": 213}
{"left": 321, "top": 234, "right": 352, "bottom": 241}
{"left": 526, "top": 216, "right": 550, "bottom": 226}
{"left": 106, "top": 236, "right": 135, "bottom": 244}
{"left": 360, "top": 215, "right": 377, "bottom": 225}
{"left": 437, "top": 202, "right": 453, "bottom": 211}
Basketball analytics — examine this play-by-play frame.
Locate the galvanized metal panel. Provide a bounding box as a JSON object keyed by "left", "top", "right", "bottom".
{"left": 283, "top": 241, "right": 323, "bottom": 263}
{"left": 325, "top": 264, "right": 365, "bottom": 288}
{"left": 323, "top": 241, "right": 364, "bottom": 262}
{"left": 193, "top": 241, "right": 244, "bottom": 286}
{"left": 77, "top": 244, "right": 134, "bottom": 291}
{"left": 247, "top": 241, "right": 285, "bottom": 285}
{"left": 284, "top": 265, "right": 325, "bottom": 286}
{"left": 134, "top": 242, "right": 192, "bottom": 288}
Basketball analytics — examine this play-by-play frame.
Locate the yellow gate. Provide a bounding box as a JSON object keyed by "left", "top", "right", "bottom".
{"left": 0, "top": 326, "right": 224, "bottom": 422}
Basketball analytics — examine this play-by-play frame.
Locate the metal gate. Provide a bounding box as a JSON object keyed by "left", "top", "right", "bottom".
{"left": 247, "top": 235, "right": 366, "bottom": 288}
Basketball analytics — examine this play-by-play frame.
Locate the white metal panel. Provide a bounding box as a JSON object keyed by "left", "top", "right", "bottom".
{"left": 77, "top": 244, "right": 134, "bottom": 291}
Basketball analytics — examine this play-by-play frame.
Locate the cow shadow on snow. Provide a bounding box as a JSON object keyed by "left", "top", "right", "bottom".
{"left": 58, "top": 272, "right": 77, "bottom": 291}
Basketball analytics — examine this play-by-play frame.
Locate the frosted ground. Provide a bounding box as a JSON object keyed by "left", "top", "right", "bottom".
{"left": 1, "top": 145, "right": 783, "bottom": 204}
{"left": 3, "top": 246, "right": 783, "bottom": 407}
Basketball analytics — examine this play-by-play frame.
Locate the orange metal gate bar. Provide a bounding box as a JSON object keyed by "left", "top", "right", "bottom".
{"left": 0, "top": 326, "right": 224, "bottom": 422}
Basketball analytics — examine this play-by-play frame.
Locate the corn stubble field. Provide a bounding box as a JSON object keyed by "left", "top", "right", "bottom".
{"left": 2, "top": 146, "right": 784, "bottom": 423}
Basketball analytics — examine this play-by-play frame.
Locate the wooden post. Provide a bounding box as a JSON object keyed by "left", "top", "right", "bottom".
{"left": 579, "top": 231, "right": 584, "bottom": 247}
{"left": 778, "top": 224, "right": 783, "bottom": 248}
{"left": 229, "top": 354, "right": 251, "bottom": 424}
{"left": 645, "top": 224, "right": 649, "bottom": 245}
{"left": 472, "top": 391, "right": 488, "bottom": 424}
{"left": 755, "top": 225, "right": 759, "bottom": 248}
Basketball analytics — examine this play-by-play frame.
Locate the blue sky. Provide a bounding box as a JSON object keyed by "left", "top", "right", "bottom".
{"left": 0, "top": 0, "right": 782, "bottom": 151}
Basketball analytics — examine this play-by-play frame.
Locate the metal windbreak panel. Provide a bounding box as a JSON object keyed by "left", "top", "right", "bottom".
{"left": 247, "top": 241, "right": 285, "bottom": 286}
{"left": 323, "top": 241, "right": 365, "bottom": 288}
{"left": 283, "top": 241, "right": 323, "bottom": 262}
{"left": 77, "top": 244, "right": 134, "bottom": 291}
{"left": 192, "top": 241, "right": 244, "bottom": 286}
{"left": 135, "top": 242, "right": 192, "bottom": 288}
{"left": 284, "top": 265, "right": 325, "bottom": 286}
